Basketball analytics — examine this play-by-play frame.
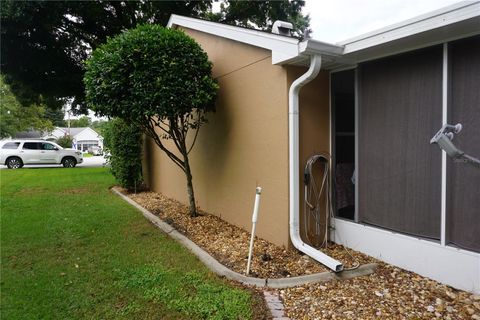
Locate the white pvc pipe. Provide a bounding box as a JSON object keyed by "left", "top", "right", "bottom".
{"left": 246, "top": 187, "right": 262, "bottom": 275}
{"left": 288, "top": 55, "right": 343, "bottom": 272}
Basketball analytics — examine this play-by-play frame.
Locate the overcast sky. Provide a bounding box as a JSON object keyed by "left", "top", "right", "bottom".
{"left": 303, "top": 0, "right": 464, "bottom": 43}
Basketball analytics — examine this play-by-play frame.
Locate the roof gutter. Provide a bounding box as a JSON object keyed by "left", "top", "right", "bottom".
{"left": 288, "top": 54, "right": 344, "bottom": 272}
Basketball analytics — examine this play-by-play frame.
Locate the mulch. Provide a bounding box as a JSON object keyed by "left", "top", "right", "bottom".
{"left": 126, "top": 190, "right": 369, "bottom": 279}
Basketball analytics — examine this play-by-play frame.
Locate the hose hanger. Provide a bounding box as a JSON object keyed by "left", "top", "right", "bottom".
{"left": 303, "top": 154, "right": 360, "bottom": 271}
{"left": 303, "top": 153, "right": 331, "bottom": 248}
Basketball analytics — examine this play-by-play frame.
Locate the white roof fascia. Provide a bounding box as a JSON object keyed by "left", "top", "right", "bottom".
{"left": 168, "top": 14, "right": 300, "bottom": 65}
{"left": 339, "top": 1, "right": 480, "bottom": 54}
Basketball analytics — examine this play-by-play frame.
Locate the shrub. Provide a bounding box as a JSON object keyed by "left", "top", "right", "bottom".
{"left": 103, "top": 118, "right": 143, "bottom": 191}
{"left": 56, "top": 135, "right": 73, "bottom": 148}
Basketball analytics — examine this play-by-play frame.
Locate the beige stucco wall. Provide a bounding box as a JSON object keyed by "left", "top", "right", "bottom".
{"left": 143, "top": 27, "right": 331, "bottom": 248}
{"left": 143, "top": 27, "right": 291, "bottom": 247}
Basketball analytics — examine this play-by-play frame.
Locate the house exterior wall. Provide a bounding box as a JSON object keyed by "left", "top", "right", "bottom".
{"left": 143, "top": 28, "right": 292, "bottom": 247}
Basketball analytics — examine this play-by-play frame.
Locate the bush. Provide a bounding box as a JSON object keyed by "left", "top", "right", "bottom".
{"left": 56, "top": 135, "right": 73, "bottom": 148}
{"left": 103, "top": 118, "right": 143, "bottom": 191}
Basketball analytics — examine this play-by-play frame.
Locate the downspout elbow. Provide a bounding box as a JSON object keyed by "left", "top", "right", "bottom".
{"left": 289, "top": 55, "right": 322, "bottom": 114}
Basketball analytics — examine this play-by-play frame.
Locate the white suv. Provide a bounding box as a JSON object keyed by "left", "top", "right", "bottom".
{"left": 0, "top": 140, "right": 83, "bottom": 169}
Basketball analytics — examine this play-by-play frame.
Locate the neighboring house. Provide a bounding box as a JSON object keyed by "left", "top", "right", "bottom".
{"left": 44, "top": 127, "right": 103, "bottom": 152}
{"left": 142, "top": 3, "right": 480, "bottom": 293}
{"left": 57, "top": 127, "right": 104, "bottom": 152}
{"left": 13, "top": 127, "right": 103, "bottom": 151}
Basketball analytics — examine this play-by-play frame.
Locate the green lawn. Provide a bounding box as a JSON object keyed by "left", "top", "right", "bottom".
{"left": 0, "top": 168, "right": 254, "bottom": 319}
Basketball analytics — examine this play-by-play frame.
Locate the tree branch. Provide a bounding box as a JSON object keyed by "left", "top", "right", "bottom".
{"left": 187, "top": 112, "right": 202, "bottom": 155}
{"left": 169, "top": 118, "right": 187, "bottom": 156}
{"left": 141, "top": 121, "right": 186, "bottom": 172}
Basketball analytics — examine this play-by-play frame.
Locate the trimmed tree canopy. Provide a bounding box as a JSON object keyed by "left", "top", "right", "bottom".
{"left": 84, "top": 24, "right": 218, "bottom": 217}
{"left": 84, "top": 25, "right": 217, "bottom": 120}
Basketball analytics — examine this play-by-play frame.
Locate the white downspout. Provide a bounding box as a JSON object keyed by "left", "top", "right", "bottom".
{"left": 289, "top": 54, "right": 344, "bottom": 272}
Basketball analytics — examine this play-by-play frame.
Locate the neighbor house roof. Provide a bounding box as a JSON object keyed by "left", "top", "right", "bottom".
{"left": 12, "top": 127, "right": 102, "bottom": 141}
{"left": 59, "top": 127, "right": 88, "bottom": 137}
{"left": 168, "top": 1, "right": 480, "bottom": 69}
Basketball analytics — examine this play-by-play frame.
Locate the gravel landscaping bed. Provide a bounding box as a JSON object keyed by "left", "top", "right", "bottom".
{"left": 126, "top": 190, "right": 369, "bottom": 279}
{"left": 125, "top": 189, "right": 480, "bottom": 319}
{"left": 282, "top": 263, "right": 480, "bottom": 319}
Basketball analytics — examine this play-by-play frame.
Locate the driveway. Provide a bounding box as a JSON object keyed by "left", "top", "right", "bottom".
{"left": 0, "top": 155, "right": 106, "bottom": 169}
{"left": 78, "top": 155, "right": 106, "bottom": 168}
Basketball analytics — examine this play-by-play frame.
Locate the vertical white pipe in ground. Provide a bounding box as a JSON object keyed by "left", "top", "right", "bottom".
{"left": 246, "top": 187, "right": 262, "bottom": 275}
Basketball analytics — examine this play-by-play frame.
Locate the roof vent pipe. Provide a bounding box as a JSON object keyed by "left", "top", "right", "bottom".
{"left": 272, "top": 20, "right": 293, "bottom": 36}
{"left": 288, "top": 54, "right": 344, "bottom": 272}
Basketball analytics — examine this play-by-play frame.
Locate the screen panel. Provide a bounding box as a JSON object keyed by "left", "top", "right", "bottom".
{"left": 447, "top": 35, "right": 480, "bottom": 252}
{"left": 358, "top": 46, "right": 443, "bottom": 239}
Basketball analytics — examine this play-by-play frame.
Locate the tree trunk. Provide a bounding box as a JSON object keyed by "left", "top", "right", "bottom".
{"left": 183, "top": 155, "right": 197, "bottom": 217}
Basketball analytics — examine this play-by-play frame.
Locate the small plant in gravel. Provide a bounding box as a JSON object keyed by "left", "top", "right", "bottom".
{"left": 84, "top": 24, "right": 218, "bottom": 217}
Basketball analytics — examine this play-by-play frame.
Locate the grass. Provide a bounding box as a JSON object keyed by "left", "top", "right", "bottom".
{"left": 0, "top": 167, "right": 254, "bottom": 319}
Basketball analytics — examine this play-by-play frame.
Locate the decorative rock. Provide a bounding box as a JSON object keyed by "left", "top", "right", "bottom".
{"left": 446, "top": 291, "right": 457, "bottom": 300}
{"left": 435, "top": 304, "right": 444, "bottom": 312}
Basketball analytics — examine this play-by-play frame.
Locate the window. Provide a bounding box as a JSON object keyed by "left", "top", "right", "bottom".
{"left": 42, "top": 143, "right": 56, "bottom": 150}
{"left": 331, "top": 69, "right": 356, "bottom": 220}
{"left": 22, "top": 142, "right": 42, "bottom": 150}
{"left": 2, "top": 142, "right": 20, "bottom": 149}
